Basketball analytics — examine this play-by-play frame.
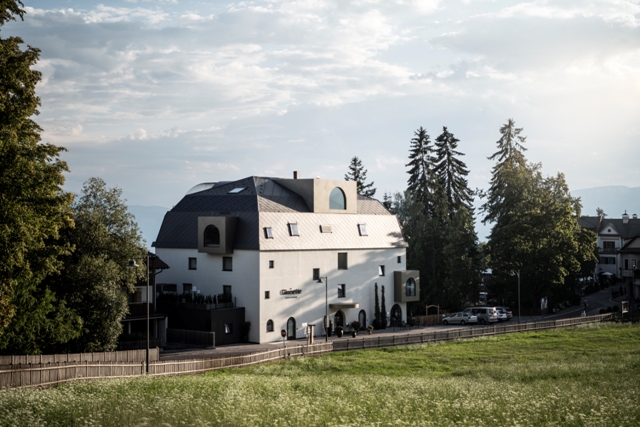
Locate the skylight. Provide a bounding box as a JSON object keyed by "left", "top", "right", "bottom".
{"left": 228, "top": 187, "right": 246, "bottom": 194}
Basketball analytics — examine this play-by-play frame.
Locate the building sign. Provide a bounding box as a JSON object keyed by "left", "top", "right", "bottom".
{"left": 280, "top": 289, "right": 302, "bottom": 298}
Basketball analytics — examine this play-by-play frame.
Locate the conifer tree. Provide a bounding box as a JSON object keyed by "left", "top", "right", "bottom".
{"left": 374, "top": 283, "right": 381, "bottom": 321}
{"left": 433, "top": 127, "right": 474, "bottom": 214}
{"left": 406, "top": 127, "right": 436, "bottom": 213}
{"left": 344, "top": 156, "right": 376, "bottom": 197}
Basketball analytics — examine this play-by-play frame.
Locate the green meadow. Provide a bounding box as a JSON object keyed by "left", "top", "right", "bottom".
{"left": 1, "top": 323, "right": 639, "bottom": 426}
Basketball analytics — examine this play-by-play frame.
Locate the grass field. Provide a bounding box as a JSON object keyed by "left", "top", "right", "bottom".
{"left": 1, "top": 323, "right": 639, "bottom": 426}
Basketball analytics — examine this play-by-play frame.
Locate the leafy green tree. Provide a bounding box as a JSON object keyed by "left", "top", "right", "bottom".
{"left": 344, "top": 156, "right": 376, "bottom": 197}
{"left": 483, "top": 120, "right": 597, "bottom": 314}
{"left": 0, "top": 1, "right": 80, "bottom": 352}
{"left": 47, "top": 178, "right": 146, "bottom": 352}
{"left": 433, "top": 127, "right": 473, "bottom": 214}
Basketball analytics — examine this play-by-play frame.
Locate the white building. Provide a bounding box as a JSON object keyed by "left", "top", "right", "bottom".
{"left": 153, "top": 173, "right": 419, "bottom": 343}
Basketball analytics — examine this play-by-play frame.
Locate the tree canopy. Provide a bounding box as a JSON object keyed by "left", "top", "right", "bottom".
{"left": 0, "top": 0, "right": 77, "bottom": 348}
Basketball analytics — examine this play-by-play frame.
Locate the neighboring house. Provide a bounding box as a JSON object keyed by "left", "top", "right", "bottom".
{"left": 121, "top": 253, "right": 170, "bottom": 347}
{"left": 578, "top": 212, "right": 640, "bottom": 300}
{"left": 153, "top": 172, "right": 419, "bottom": 343}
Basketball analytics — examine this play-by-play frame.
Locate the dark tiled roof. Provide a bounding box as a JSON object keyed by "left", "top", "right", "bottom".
{"left": 579, "top": 215, "right": 640, "bottom": 239}
{"left": 153, "top": 176, "right": 394, "bottom": 250}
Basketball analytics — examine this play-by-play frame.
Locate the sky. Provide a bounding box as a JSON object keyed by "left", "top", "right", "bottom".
{"left": 6, "top": 0, "right": 640, "bottom": 214}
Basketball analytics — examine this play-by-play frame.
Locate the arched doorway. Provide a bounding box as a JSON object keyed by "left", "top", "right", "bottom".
{"left": 390, "top": 304, "right": 402, "bottom": 326}
{"left": 286, "top": 317, "right": 296, "bottom": 340}
{"left": 334, "top": 310, "right": 345, "bottom": 332}
{"left": 358, "top": 310, "right": 366, "bottom": 328}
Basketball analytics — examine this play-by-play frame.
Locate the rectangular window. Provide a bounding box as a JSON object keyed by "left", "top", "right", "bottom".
{"left": 269, "top": 260, "right": 274, "bottom": 269}
{"left": 338, "top": 252, "right": 348, "bottom": 270}
{"left": 603, "top": 241, "right": 615, "bottom": 249}
{"left": 288, "top": 223, "right": 299, "bottom": 236}
{"left": 313, "top": 268, "right": 320, "bottom": 281}
{"left": 223, "top": 257, "right": 233, "bottom": 271}
{"left": 188, "top": 257, "right": 197, "bottom": 270}
{"left": 264, "top": 227, "right": 274, "bottom": 239}
{"left": 320, "top": 225, "right": 332, "bottom": 233}
{"left": 625, "top": 259, "right": 629, "bottom": 270}
{"left": 183, "top": 283, "right": 193, "bottom": 294}
{"left": 224, "top": 323, "right": 233, "bottom": 334}
{"left": 397, "top": 256, "right": 402, "bottom": 264}
{"left": 265, "top": 291, "right": 270, "bottom": 299}
{"left": 223, "top": 285, "right": 232, "bottom": 298}
{"left": 633, "top": 259, "right": 637, "bottom": 269}
{"left": 379, "top": 265, "right": 385, "bottom": 276}
{"left": 338, "top": 284, "right": 346, "bottom": 298}
{"left": 358, "top": 224, "right": 368, "bottom": 236}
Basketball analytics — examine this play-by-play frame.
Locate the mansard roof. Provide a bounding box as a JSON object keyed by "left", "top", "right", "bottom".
{"left": 153, "top": 176, "right": 402, "bottom": 250}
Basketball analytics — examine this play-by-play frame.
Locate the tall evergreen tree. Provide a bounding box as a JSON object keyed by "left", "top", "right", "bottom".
{"left": 0, "top": 1, "right": 80, "bottom": 352}
{"left": 433, "top": 127, "right": 473, "bottom": 214}
{"left": 344, "top": 156, "right": 376, "bottom": 197}
{"left": 406, "top": 127, "right": 436, "bottom": 212}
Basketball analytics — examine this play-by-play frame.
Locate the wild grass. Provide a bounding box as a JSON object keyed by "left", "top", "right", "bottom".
{"left": 1, "top": 322, "right": 639, "bottom": 426}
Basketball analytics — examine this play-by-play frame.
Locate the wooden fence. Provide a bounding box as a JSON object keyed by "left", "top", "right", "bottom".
{"left": 0, "top": 314, "right": 610, "bottom": 389}
{"left": 332, "top": 314, "right": 612, "bottom": 351}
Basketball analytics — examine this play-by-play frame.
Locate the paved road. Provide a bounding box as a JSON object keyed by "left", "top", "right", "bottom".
{"left": 160, "top": 286, "right": 622, "bottom": 361}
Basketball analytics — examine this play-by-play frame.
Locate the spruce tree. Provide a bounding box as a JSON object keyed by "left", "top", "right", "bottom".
{"left": 344, "top": 156, "right": 376, "bottom": 197}
{"left": 406, "top": 127, "right": 436, "bottom": 213}
{"left": 433, "top": 127, "right": 474, "bottom": 214}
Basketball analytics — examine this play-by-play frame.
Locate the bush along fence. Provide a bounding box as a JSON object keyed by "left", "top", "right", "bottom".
{"left": 0, "top": 314, "right": 611, "bottom": 389}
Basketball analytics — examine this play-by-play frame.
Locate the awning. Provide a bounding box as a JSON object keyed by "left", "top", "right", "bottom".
{"left": 329, "top": 303, "right": 360, "bottom": 309}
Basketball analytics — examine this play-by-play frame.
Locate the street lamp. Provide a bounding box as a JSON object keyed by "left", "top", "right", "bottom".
{"left": 128, "top": 254, "right": 150, "bottom": 373}
{"left": 510, "top": 269, "right": 521, "bottom": 324}
{"left": 316, "top": 276, "right": 328, "bottom": 342}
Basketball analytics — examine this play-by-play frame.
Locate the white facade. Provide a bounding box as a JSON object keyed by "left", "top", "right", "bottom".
{"left": 153, "top": 175, "right": 417, "bottom": 344}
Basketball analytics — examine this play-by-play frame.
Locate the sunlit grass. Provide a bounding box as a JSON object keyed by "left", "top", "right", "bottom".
{"left": 1, "top": 323, "right": 639, "bottom": 426}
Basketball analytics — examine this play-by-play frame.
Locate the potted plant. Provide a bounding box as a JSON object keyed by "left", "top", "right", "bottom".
{"left": 335, "top": 326, "right": 344, "bottom": 338}
{"left": 367, "top": 325, "right": 374, "bottom": 335}
{"left": 351, "top": 321, "right": 360, "bottom": 338}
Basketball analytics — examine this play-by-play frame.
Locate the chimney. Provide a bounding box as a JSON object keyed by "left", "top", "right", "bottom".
{"left": 634, "top": 214, "right": 638, "bottom": 219}
{"left": 293, "top": 171, "right": 299, "bottom": 179}
{"left": 623, "top": 211, "right": 629, "bottom": 224}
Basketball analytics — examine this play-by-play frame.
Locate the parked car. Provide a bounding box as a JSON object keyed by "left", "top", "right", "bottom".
{"left": 442, "top": 312, "right": 478, "bottom": 325}
{"left": 496, "top": 306, "right": 512, "bottom": 320}
{"left": 463, "top": 306, "right": 499, "bottom": 324}
{"left": 496, "top": 309, "right": 508, "bottom": 322}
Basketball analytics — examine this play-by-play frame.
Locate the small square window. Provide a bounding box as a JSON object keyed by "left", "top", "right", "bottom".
{"left": 264, "top": 227, "right": 274, "bottom": 239}
{"left": 338, "top": 284, "right": 346, "bottom": 298}
{"left": 223, "top": 257, "right": 233, "bottom": 271}
{"left": 224, "top": 323, "right": 233, "bottom": 334}
{"left": 188, "top": 257, "right": 197, "bottom": 270}
{"left": 288, "top": 223, "right": 299, "bottom": 236}
{"left": 338, "top": 252, "right": 348, "bottom": 270}
{"left": 265, "top": 291, "right": 270, "bottom": 299}
{"left": 269, "top": 260, "right": 274, "bottom": 269}
{"left": 320, "top": 225, "right": 332, "bottom": 233}
{"left": 358, "top": 224, "right": 368, "bottom": 236}
{"left": 397, "top": 256, "right": 402, "bottom": 264}
{"left": 379, "top": 265, "right": 385, "bottom": 276}
{"left": 313, "top": 268, "right": 320, "bottom": 281}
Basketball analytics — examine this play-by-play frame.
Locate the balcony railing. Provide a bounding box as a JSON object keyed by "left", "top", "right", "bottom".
{"left": 600, "top": 247, "right": 617, "bottom": 254}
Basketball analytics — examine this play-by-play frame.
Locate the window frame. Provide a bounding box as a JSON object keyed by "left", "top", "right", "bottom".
{"left": 264, "top": 227, "right": 274, "bottom": 239}
{"left": 223, "top": 257, "right": 233, "bottom": 271}
{"left": 338, "top": 252, "right": 348, "bottom": 270}
{"left": 358, "top": 224, "right": 368, "bottom": 236}
{"left": 188, "top": 257, "right": 197, "bottom": 270}
{"left": 265, "top": 291, "right": 270, "bottom": 299}
{"left": 266, "top": 319, "right": 274, "bottom": 332}
{"left": 379, "top": 265, "right": 385, "bottom": 276}
{"left": 337, "top": 284, "right": 346, "bottom": 298}
{"left": 288, "top": 223, "right": 300, "bottom": 236}
{"left": 313, "top": 268, "right": 320, "bottom": 281}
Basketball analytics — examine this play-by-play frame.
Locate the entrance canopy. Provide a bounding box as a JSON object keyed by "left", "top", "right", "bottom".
{"left": 329, "top": 303, "right": 360, "bottom": 309}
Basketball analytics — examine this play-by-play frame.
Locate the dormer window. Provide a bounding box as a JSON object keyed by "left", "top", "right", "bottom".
{"left": 264, "top": 227, "right": 274, "bottom": 239}
{"left": 329, "top": 187, "right": 346, "bottom": 210}
{"left": 288, "top": 223, "right": 299, "bottom": 236}
{"left": 204, "top": 225, "right": 220, "bottom": 246}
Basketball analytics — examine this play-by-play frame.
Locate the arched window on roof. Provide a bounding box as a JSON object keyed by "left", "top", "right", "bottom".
{"left": 329, "top": 187, "right": 346, "bottom": 210}
{"left": 204, "top": 225, "right": 220, "bottom": 246}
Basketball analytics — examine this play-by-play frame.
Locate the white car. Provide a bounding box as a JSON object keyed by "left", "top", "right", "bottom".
{"left": 442, "top": 312, "right": 478, "bottom": 325}
{"left": 496, "top": 310, "right": 508, "bottom": 322}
